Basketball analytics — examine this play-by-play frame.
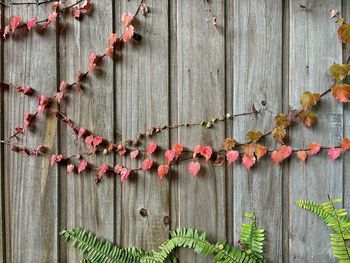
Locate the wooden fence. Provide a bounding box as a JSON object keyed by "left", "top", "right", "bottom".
{"left": 0, "top": 0, "right": 348, "bottom": 262}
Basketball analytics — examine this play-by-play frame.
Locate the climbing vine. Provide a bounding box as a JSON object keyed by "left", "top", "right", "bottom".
{"left": 1, "top": 3, "right": 350, "bottom": 184}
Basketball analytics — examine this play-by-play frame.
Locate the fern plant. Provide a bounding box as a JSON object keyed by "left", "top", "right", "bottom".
{"left": 297, "top": 197, "right": 350, "bottom": 262}
{"left": 60, "top": 213, "right": 265, "bottom": 263}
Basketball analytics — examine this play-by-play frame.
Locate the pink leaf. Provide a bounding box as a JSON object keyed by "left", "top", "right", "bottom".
{"left": 158, "top": 164, "right": 169, "bottom": 180}
{"left": 78, "top": 160, "right": 88, "bottom": 174}
{"left": 308, "top": 142, "right": 321, "bottom": 156}
{"left": 120, "top": 168, "right": 131, "bottom": 182}
{"left": 121, "top": 12, "right": 134, "bottom": 26}
{"left": 242, "top": 154, "right": 256, "bottom": 170}
{"left": 10, "top": 16, "right": 21, "bottom": 31}
{"left": 98, "top": 163, "right": 109, "bottom": 178}
{"left": 108, "top": 33, "right": 118, "bottom": 46}
{"left": 3, "top": 26, "right": 10, "bottom": 39}
{"left": 297, "top": 150, "right": 307, "bottom": 163}
{"left": 85, "top": 135, "right": 94, "bottom": 146}
{"left": 117, "top": 144, "right": 127, "bottom": 155}
{"left": 50, "top": 154, "right": 57, "bottom": 167}
{"left": 271, "top": 151, "right": 282, "bottom": 165}
{"left": 279, "top": 145, "right": 292, "bottom": 159}
{"left": 41, "top": 12, "right": 57, "bottom": 30}
{"left": 88, "top": 52, "right": 98, "bottom": 70}
{"left": 172, "top": 143, "right": 183, "bottom": 159}
{"left": 122, "top": 25, "right": 134, "bottom": 43}
{"left": 80, "top": 0, "right": 93, "bottom": 14}
{"left": 114, "top": 164, "right": 123, "bottom": 174}
{"left": 188, "top": 161, "right": 201, "bottom": 177}
{"left": 130, "top": 150, "right": 139, "bottom": 159}
{"left": 141, "top": 159, "right": 153, "bottom": 171}
{"left": 23, "top": 86, "right": 34, "bottom": 95}
{"left": 37, "top": 95, "right": 49, "bottom": 113}
{"left": 51, "top": 1, "right": 62, "bottom": 11}
{"left": 71, "top": 6, "right": 81, "bottom": 18}
{"left": 59, "top": 81, "right": 68, "bottom": 91}
{"left": 146, "top": 142, "right": 157, "bottom": 155}
{"left": 193, "top": 145, "right": 212, "bottom": 161}
{"left": 92, "top": 136, "right": 103, "bottom": 147}
{"left": 165, "top": 149, "right": 176, "bottom": 165}
{"left": 55, "top": 92, "right": 64, "bottom": 103}
{"left": 328, "top": 147, "right": 341, "bottom": 161}
{"left": 67, "top": 164, "right": 75, "bottom": 175}
{"left": 78, "top": 128, "right": 86, "bottom": 140}
{"left": 27, "top": 16, "right": 37, "bottom": 31}
{"left": 226, "top": 150, "right": 239, "bottom": 165}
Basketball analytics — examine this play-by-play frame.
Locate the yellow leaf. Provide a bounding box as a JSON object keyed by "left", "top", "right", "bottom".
{"left": 329, "top": 63, "right": 350, "bottom": 82}
{"left": 247, "top": 130, "right": 262, "bottom": 143}
{"left": 300, "top": 91, "right": 320, "bottom": 111}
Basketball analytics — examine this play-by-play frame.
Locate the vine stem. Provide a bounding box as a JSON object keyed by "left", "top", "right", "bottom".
{"left": 0, "top": 0, "right": 57, "bottom": 7}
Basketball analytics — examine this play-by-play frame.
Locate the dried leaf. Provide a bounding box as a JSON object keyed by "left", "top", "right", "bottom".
{"left": 300, "top": 91, "right": 320, "bottom": 110}
{"left": 329, "top": 63, "right": 350, "bottom": 82}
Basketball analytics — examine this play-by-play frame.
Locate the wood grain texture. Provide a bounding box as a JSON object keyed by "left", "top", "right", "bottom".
{"left": 0, "top": 4, "right": 4, "bottom": 262}
{"left": 114, "top": 0, "right": 170, "bottom": 251}
{"left": 58, "top": 0, "right": 115, "bottom": 261}
{"left": 226, "top": 0, "right": 284, "bottom": 261}
{"left": 171, "top": 0, "right": 226, "bottom": 262}
{"left": 3, "top": 3, "right": 58, "bottom": 262}
{"left": 288, "top": 1, "right": 342, "bottom": 262}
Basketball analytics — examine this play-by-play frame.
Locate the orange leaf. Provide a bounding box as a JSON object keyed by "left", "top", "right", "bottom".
{"left": 332, "top": 84, "right": 350, "bottom": 102}
{"left": 297, "top": 151, "right": 307, "bottom": 162}
{"left": 300, "top": 91, "right": 320, "bottom": 110}
{"left": 338, "top": 23, "right": 350, "bottom": 44}
{"left": 341, "top": 138, "right": 350, "bottom": 152}
{"left": 308, "top": 142, "right": 321, "bottom": 156}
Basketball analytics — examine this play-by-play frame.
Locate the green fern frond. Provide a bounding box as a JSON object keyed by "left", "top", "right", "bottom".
{"left": 239, "top": 213, "right": 265, "bottom": 262}
{"left": 60, "top": 228, "right": 146, "bottom": 263}
{"left": 297, "top": 198, "right": 350, "bottom": 262}
{"left": 62, "top": 225, "right": 265, "bottom": 263}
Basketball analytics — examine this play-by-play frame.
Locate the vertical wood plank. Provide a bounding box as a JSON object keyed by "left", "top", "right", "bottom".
{"left": 59, "top": 0, "right": 115, "bottom": 261}
{"left": 3, "top": 3, "right": 58, "bottom": 262}
{"left": 114, "top": 0, "right": 170, "bottom": 250}
{"left": 171, "top": 1, "right": 226, "bottom": 262}
{"left": 0, "top": 3, "right": 4, "bottom": 262}
{"left": 227, "top": 0, "right": 284, "bottom": 261}
{"left": 288, "top": 1, "right": 342, "bottom": 262}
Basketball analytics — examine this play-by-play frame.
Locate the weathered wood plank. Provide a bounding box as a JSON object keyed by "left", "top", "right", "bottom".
{"left": 227, "top": 1, "right": 284, "bottom": 261}
{"left": 58, "top": 0, "right": 115, "bottom": 261}
{"left": 3, "top": 3, "right": 58, "bottom": 262}
{"left": 114, "top": 0, "right": 170, "bottom": 250}
{"left": 288, "top": 1, "right": 342, "bottom": 262}
{"left": 170, "top": 1, "right": 226, "bottom": 262}
{"left": 0, "top": 4, "right": 4, "bottom": 262}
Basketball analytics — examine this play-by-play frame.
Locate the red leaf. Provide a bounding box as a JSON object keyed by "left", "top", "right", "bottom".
{"left": 92, "top": 136, "right": 103, "bottom": 147}
{"left": 41, "top": 12, "right": 57, "bottom": 30}
{"left": 165, "top": 149, "right": 176, "bottom": 165}
{"left": 88, "top": 52, "right": 98, "bottom": 70}
{"left": 188, "top": 161, "right": 200, "bottom": 177}
{"left": 3, "top": 26, "right": 10, "bottom": 39}
{"left": 271, "top": 151, "right": 282, "bottom": 165}
{"left": 120, "top": 168, "right": 131, "bottom": 182}
{"left": 122, "top": 25, "right": 134, "bottom": 42}
{"left": 85, "top": 135, "right": 94, "bottom": 146}
{"left": 341, "top": 138, "right": 350, "bottom": 152}
{"left": 308, "top": 142, "right": 321, "bottom": 156}
{"left": 193, "top": 145, "right": 212, "bottom": 161}
{"left": 158, "top": 164, "right": 169, "bottom": 180}
{"left": 332, "top": 84, "right": 350, "bottom": 103}
{"left": 328, "top": 147, "right": 341, "bottom": 161}
{"left": 121, "top": 12, "right": 134, "bottom": 26}
{"left": 142, "top": 159, "right": 153, "bottom": 171}
{"left": 242, "top": 154, "right": 256, "bottom": 170}
{"left": 226, "top": 150, "right": 239, "bottom": 165}
{"left": 146, "top": 142, "right": 157, "bottom": 155}
{"left": 297, "top": 151, "right": 307, "bottom": 162}
{"left": 27, "top": 16, "right": 37, "bottom": 31}
{"left": 78, "top": 160, "right": 88, "bottom": 174}
{"left": 67, "top": 164, "right": 75, "bottom": 175}
{"left": 78, "top": 128, "right": 86, "bottom": 140}
{"left": 130, "top": 150, "right": 139, "bottom": 159}
{"left": 172, "top": 143, "right": 183, "bottom": 159}
{"left": 55, "top": 92, "right": 64, "bottom": 103}
{"left": 37, "top": 95, "right": 49, "bottom": 113}
{"left": 23, "top": 86, "right": 34, "bottom": 95}
{"left": 98, "top": 163, "right": 109, "bottom": 178}
{"left": 10, "top": 16, "right": 21, "bottom": 31}
{"left": 71, "top": 6, "right": 81, "bottom": 18}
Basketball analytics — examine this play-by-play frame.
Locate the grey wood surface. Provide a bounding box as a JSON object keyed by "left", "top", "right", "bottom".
{"left": 0, "top": 0, "right": 349, "bottom": 262}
